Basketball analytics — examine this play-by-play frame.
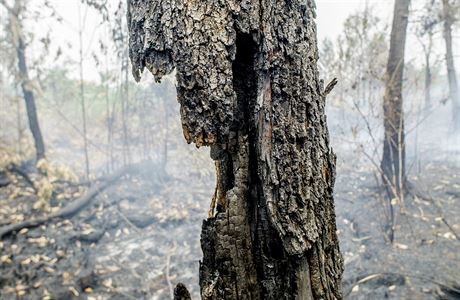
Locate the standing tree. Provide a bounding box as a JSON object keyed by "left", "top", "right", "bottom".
{"left": 441, "top": 0, "right": 460, "bottom": 131}
{"left": 381, "top": 0, "right": 410, "bottom": 200}
{"left": 128, "top": 0, "right": 343, "bottom": 299}
{"left": 112, "top": 1, "right": 132, "bottom": 167}
{"left": 415, "top": 0, "right": 439, "bottom": 111}
{"left": 78, "top": 2, "right": 91, "bottom": 180}
{"left": 1, "top": 0, "right": 46, "bottom": 161}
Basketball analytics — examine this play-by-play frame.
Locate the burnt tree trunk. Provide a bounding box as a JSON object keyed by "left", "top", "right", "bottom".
{"left": 8, "top": 2, "right": 46, "bottom": 161}
{"left": 17, "top": 37, "right": 46, "bottom": 161}
{"left": 127, "top": 0, "right": 343, "bottom": 299}
{"left": 381, "top": 0, "right": 410, "bottom": 199}
{"left": 442, "top": 0, "right": 460, "bottom": 131}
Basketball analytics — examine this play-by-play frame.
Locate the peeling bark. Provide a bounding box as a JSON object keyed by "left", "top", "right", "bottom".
{"left": 128, "top": 0, "right": 343, "bottom": 298}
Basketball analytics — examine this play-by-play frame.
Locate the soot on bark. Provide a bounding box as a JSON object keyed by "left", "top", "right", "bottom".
{"left": 232, "top": 32, "right": 257, "bottom": 133}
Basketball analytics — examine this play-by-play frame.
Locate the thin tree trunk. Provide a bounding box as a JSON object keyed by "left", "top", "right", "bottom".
{"left": 128, "top": 1, "right": 343, "bottom": 299}
{"left": 16, "top": 90, "right": 23, "bottom": 156}
{"left": 442, "top": 0, "right": 460, "bottom": 131}
{"left": 78, "top": 3, "right": 90, "bottom": 180}
{"left": 105, "top": 57, "right": 112, "bottom": 173}
{"left": 121, "top": 62, "right": 131, "bottom": 166}
{"left": 381, "top": 0, "right": 410, "bottom": 199}
{"left": 141, "top": 95, "right": 148, "bottom": 160}
{"left": 424, "top": 44, "right": 432, "bottom": 112}
{"left": 17, "top": 37, "right": 46, "bottom": 161}
{"left": 162, "top": 95, "right": 169, "bottom": 173}
{"left": 8, "top": 2, "right": 46, "bottom": 161}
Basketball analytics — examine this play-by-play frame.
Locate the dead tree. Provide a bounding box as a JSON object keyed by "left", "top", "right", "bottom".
{"left": 442, "top": 0, "right": 460, "bottom": 131}
{"left": 417, "top": 0, "right": 439, "bottom": 112}
{"left": 128, "top": 1, "right": 343, "bottom": 299}
{"left": 416, "top": 7, "right": 437, "bottom": 112}
{"left": 381, "top": 0, "right": 410, "bottom": 199}
{"left": 78, "top": 2, "right": 91, "bottom": 180}
{"left": 423, "top": 37, "right": 433, "bottom": 111}
{"left": 2, "top": 0, "right": 46, "bottom": 161}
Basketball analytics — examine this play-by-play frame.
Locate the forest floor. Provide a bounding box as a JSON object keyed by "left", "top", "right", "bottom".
{"left": 0, "top": 154, "right": 459, "bottom": 300}
{"left": 336, "top": 160, "right": 460, "bottom": 300}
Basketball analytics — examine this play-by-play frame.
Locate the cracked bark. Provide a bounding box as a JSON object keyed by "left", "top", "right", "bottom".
{"left": 127, "top": 0, "right": 343, "bottom": 299}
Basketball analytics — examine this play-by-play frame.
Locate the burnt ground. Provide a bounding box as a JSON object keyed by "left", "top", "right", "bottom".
{"left": 336, "top": 161, "right": 460, "bottom": 299}
{"left": 0, "top": 159, "right": 214, "bottom": 300}
{"left": 0, "top": 155, "right": 459, "bottom": 300}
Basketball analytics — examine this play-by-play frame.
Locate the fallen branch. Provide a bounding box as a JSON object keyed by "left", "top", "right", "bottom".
{"left": 0, "top": 162, "right": 143, "bottom": 238}
{"left": 344, "top": 271, "right": 460, "bottom": 298}
{"left": 7, "top": 164, "right": 36, "bottom": 192}
{"left": 0, "top": 171, "right": 10, "bottom": 188}
{"left": 72, "top": 227, "right": 106, "bottom": 243}
{"left": 50, "top": 178, "right": 94, "bottom": 187}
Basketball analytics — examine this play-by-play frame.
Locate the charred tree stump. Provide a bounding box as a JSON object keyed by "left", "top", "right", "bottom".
{"left": 127, "top": 0, "right": 343, "bottom": 299}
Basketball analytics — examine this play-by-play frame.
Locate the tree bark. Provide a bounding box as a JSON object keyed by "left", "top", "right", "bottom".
{"left": 8, "top": 2, "right": 46, "bottom": 161}
{"left": 381, "top": 0, "right": 410, "bottom": 198}
{"left": 127, "top": 0, "right": 343, "bottom": 299}
{"left": 442, "top": 0, "right": 460, "bottom": 131}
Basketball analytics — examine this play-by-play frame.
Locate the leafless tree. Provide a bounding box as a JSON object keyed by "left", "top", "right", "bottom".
{"left": 441, "top": 0, "right": 460, "bottom": 131}
{"left": 78, "top": 2, "right": 91, "bottom": 180}
{"left": 1, "top": 0, "right": 46, "bottom": 161}
{"left": 381, "top": 0, "right": 411, "bottom": 201}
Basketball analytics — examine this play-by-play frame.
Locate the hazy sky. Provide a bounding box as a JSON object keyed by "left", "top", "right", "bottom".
{"left": 25, "top": 0, "right": 457, "bottom": 81}
{"left": 316, "top": 0, "right": 393, "bottom": 41}
{"left": 51, "top": 0, "right": 394, "bottom": 44}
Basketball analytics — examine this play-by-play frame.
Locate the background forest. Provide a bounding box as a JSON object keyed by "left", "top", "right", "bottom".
{"left": 0, "top": 0, "right": 459, "bottom": 299}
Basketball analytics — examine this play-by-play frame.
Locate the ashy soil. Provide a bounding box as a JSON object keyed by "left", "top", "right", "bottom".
{"left": 0, "top": 157, "right": 213, "bottom": 300}
{"left": 0, "top": 154, "right": 459, "bottom": 300}
{"left": 335, "top": 160, "right": 460, "bottom": 300}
